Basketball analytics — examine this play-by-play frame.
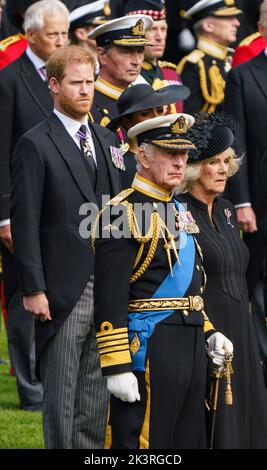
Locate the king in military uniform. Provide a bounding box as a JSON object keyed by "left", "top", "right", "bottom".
{"left": 177, "top": 0, "right": 242, "bottom": 114}
{"left": 92, "top": 113, "right": 233, "bottom": 449}
{"left": 124, "top": 0, "right": 184, "bottom": 112}
{"left": 88, "top": 14, "right": 152, "bottom": 128}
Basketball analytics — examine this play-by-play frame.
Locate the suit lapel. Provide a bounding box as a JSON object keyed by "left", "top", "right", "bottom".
{"left": 250, "top": 52, "right": 267, "bottom": 102}
{"left": 48, "top": 114, "right": 96, "bottom": 203}
{"left": 19, "top": 53, "right": 53, "bottom": 117}
{"left": 90, "top": 124, "right": 121, "bottom": 196}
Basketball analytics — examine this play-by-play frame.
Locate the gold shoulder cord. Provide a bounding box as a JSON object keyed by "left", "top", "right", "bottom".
{"left": 199, "top": 60, "right": 225, "bottom": 113}
{"left": 121, "top": 201, "right": 160, "bottom": 283}
{"left": 176, "top": 55, "right": 188, "bottom": 75}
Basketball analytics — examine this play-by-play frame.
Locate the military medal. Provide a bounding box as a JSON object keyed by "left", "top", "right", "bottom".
{"left": 82, "top": 140, "right": 93, "bottom": 158}
{"left": 174, "top": 208, "right": 199, "bottom": 234}
{"left": 109, "top": 146, "right": 126, "bottom": 171}
{"left": 130, "top": 332, "right": 140, "bottom": 355}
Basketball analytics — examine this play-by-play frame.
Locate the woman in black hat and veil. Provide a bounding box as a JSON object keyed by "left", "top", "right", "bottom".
{"left": 107, "top": 82, "right": 190, "bottom": 188}
{"left": 176, "top": 113, "right": 267, "bottom": 449}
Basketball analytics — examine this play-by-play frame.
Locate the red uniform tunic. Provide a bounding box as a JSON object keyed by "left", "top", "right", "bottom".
{"left": 0, "top": 34, "right": 28, "bottom": 70}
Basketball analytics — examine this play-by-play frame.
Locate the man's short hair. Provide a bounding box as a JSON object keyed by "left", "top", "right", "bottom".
{"left": 23, "top": 0, "right": 69, "bottom": 33}
{"left": 46, "top": 45, "right": 96, "bottom": 82}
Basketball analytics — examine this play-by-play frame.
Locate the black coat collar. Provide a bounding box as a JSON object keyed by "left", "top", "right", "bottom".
{"left": 19, "top": 53, "right": 53, "bottom": 117}
{"left": 47, "top": 114, "right": 121, "bottom": 202}
{"left": 250, "top": 51, "right": 267, "bottom": 102}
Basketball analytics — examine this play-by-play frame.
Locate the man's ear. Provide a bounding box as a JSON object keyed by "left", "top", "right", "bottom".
{"left": 138, "top": 147, "right": 151, "bottom": 169}
{"left": 97, "top": 47, "right": 107, "bottom": 65}
{"left": 26, "top": 29, "right": 36, "bottom": 45}
{"left": 74, "top": 27, "right": 89, "bottom": 42}
{"left": 202, "top": 18, "right": 215, "bottom": 34}
{"left": 258, "top": 20, "right": 264, "bottom": 36}
{"left": 49, "top": 77, "right": 60, "bottom": 95}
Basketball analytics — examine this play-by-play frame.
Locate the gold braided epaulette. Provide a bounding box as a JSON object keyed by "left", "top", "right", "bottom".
{"left": 0, "top": 34, "right": 22, "bottom": 51}
{"left": 158, "top": 60, "right": 177, "bottom": 70}
{"left": 177, "top": 49, "right": 205, "bottom": 74}
{"left": 239, "top": 32, "right": 261, "bottom": 47}
{"left": 91, "top": 188, "right": 135, "bottom": 253}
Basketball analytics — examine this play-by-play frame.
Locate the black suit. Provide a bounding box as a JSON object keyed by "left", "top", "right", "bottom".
{"left": 224, "top": 51, "right": 267, "bottom": 374}
{"left": 224, "top": 51, "right": 267, "bottom": 214}
{"left": 11, "top": 113, "right": 121, "bottom": 363}
{"left": 0, "top": 52, "right": 52, "bottom": 409}
{"left": 0, "top": 52, "right": 52, "bottom": 221}
{"left": 11, "top": 113, "right": 122, "bottom": 448}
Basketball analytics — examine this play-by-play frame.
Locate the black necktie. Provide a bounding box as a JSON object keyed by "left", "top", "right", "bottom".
{"left": 77, "top": 124, "right": 97, "bottom": 185}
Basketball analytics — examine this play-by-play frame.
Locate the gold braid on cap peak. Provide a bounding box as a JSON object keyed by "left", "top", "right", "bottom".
{"left": 199, "top": 60, "right": 225, "bottom": 113}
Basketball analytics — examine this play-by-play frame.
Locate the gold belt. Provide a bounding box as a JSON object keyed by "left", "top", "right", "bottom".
{"left": 128, "top": 295, "right": 204, "bottom": 313}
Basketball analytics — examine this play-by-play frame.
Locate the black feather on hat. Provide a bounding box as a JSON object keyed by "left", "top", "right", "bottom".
{"left": 187, "top": 112, "right": 245, "bottom": 163}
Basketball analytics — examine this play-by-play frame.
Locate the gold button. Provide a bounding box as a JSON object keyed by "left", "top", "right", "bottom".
{"left": 196, "top": 265, "right": 200, "bottom": 271}
{"left": 183, "top": 310, "right": 188, "bottom": 316}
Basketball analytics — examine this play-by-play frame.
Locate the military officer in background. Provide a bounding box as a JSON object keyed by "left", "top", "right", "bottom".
{"left": 92, "top": 113, "right": 233, "bottom": 449}
{"left": 124, "top": 0, "right": 184, "bottom": 112}
{"left": 69, "top": 0, "right": 111, "bottom": 52}
{"left": 177, "top": 0, "right": 242, "bottom": 114}
{"left": 88, "top": 14, "right": 152, "bottom": 128}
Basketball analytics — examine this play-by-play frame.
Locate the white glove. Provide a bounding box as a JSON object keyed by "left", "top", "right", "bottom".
{"left": 206, "top": 332, "right": 233, "bottom": 371}
{"left": 107, "top": 372, "right": 141, "bottom": 403}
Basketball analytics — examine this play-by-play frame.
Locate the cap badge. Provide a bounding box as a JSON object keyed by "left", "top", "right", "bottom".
{"left": 224, "top": 0, "right": 234, "bottom": 6}
{"left": 103, "top": 2, "right": 111, "bottom": 16}
{"left": 131, "top": 19, "right": 145, "bottom": 37}
{"left": 170, "top": 116, "right": 188, "bottom": 135}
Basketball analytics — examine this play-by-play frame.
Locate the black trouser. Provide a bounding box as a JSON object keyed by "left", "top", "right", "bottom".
{"left": 110, "top": 323, "right": 207, "bottom": 449}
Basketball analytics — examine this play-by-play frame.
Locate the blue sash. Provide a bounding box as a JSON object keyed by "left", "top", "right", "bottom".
{"left": 128, "top": 201, "right": 196, "bottom": 371}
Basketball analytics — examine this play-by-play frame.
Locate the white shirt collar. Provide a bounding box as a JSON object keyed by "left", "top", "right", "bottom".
{"left": 26, "top": 46, "right": 46, "bottom": 72}
{"left": 264, "top": 48, "right": 267, "bottom": 57}
{"left": 53, "top": 108, "right": 91, "bottom": 139}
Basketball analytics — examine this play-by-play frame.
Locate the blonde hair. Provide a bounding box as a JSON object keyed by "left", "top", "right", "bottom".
{"left": 176, "top": 147, "right": 241, "bottom": 194}
{"left": 46, "top": 45, "right": 96, "bottom": 82}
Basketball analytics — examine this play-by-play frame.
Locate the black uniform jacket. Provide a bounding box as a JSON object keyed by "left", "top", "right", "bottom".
{"left": 93, "top": 179, "right": 214, "bottom": 376}
{"left": 178, "top": 37, "right": 231, "bottom": 114}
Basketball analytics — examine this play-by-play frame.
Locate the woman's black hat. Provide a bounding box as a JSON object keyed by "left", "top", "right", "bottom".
{"left": 187, "top": 112, "right": 244, "bottom": 163}
{"left": 107, "top": 83, "right": 190, "bottom": 131}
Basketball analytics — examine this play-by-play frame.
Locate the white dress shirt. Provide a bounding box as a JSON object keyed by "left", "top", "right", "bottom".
{"left": 26, "top": 47, "right": 47, "bottom": 80}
